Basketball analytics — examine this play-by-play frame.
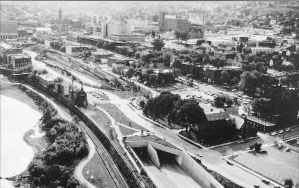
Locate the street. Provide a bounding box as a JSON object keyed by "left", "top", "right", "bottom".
{"left": 26, "top": 47, "right": 292, "bottom": 188}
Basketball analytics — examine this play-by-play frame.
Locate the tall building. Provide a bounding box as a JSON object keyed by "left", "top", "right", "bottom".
{"left": 158, "top": 11, "right": 166, "bottom": 28}
{"left": 0, "top": 16, "right": 18, "bottom": 40}
{"left": 164, "top": 15, "right": 191, "bottom": 32}
{"left": 59, "top": 8, "right": 62, "bottom": 20}
{"left": 102, "top": 21, "right": 145, "bottom": 42}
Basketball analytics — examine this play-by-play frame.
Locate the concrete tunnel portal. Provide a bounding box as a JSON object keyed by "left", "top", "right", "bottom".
{"left": 129, "top": 139, "right": 203, "bottom": 188}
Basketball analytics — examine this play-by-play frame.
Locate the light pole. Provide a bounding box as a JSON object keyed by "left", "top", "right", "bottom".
{"left": 241, "top": 114, "right": 247, "bottom": 140}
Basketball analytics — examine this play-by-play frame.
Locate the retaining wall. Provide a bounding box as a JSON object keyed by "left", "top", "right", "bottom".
{"left": 176, "top": 152, "right": 224, "bottom": 188}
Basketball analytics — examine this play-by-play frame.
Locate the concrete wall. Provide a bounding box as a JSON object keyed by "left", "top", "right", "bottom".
{"left": 147, "top": 144, "right": 160, "bottom": 168}
{"left": 126, "top": 140, "right": 148, "bottom": 148}
{"left": 176, "top": 152, "right": 224, "bottom": 188}
{"left": 149, "top": 141, "right": 182, "bottom": 156}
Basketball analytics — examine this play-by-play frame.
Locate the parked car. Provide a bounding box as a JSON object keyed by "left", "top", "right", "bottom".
{"left": 271, "top": 132, "right": 278, "bottom": 136}
{"left": 261, "top": 180, "right": 270, "bottom": 184}
{"left": 278, "top": 130, "right": 284, "bottom": 134}
{"left": 285, "top": 128, "right": 290, "bottom": 132}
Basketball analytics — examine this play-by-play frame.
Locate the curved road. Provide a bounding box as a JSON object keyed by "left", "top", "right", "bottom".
{"left": 74, "top": 137, "right": 97, "bottom": 188}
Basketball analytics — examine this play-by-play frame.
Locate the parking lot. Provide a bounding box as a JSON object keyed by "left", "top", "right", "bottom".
{"left": 232, "top": 145, "right": 299, "bottom": 186}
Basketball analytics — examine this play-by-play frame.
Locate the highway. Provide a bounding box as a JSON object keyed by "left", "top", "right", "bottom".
{"left": 142, "top": 159, "right": 202, "bottom": 188}
{"left": 25, "top": 46, "right": 290, "bottom": 188}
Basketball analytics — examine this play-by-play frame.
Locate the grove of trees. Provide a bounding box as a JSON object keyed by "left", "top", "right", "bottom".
{"left": 25, "top": 93, "right": 88, "bottom": 188}
{"left": 143, "top": 92, "right": 240, "bottom": 145}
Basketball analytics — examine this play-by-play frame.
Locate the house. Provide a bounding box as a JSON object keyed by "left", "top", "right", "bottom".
{"left": 54, "top": 81, "right": 71, "bottom": 96}
{"left": 38, "top": 74, "right": 55, "bottom": 87}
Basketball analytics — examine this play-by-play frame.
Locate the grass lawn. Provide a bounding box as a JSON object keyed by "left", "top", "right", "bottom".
{"left": 155, "top": 117, "right": 183, "bottom": 130}
{"left": 232, "top": 145, "right": 299, "bottom": 185}
{"left": 99, "top": 103, "right": 147, "bottom": 132}
{"left": 82, "top": 153, "right": 117, "bottom": 188}
{"left": 111, "top": 89, "right": 151, "bottom": 99}
{"left": 118, "top": 126, "right": 138, "bottom": 136}
{"left": 90, "top": 110, "right": 112, "bottom": 133}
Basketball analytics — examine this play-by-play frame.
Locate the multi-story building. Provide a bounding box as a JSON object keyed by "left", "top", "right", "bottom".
{"left": 9, "top": 54, "right": 32, "bottom": 71}
{"left": 0, "top": 42, "right": 23, "bottom": 63}
{"left": 158, "top": 11, "right": 167, "bottom": 29}
{"left": 128, "top": 20, "right": 160, "bottom": 33}
{"left": 0, "top": 17, "right": 18, "bottom": 40}
{"left": 59, "top": 8, "right": 62, "bottom": 20}
{"left": 164, "top": 15, "right": 191, "bottom": 32}
{"left": 102, "top": 21, "right": 145, "bottom": 42}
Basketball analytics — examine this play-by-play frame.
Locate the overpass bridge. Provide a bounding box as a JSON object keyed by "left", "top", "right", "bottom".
{"left": 126, "top": 135, "right": 224, "bottom": 188}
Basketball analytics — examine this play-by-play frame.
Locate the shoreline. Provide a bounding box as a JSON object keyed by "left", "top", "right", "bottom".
{"left": 1, "top": 78, "right": 92, "bottom": 187}
{"left": 0, "top": 81, "right": 40, "bottom": 113}
{"left": 1, "top": 80, "right": 46, "bottom": 187}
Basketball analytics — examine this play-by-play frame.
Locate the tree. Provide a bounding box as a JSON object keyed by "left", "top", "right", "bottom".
{"left": 171, "top": 58, "right": 182, "bottom": 68}
{"left": 163, "top": 53, "right": 171, "bottom": 67}
{"left": 140, "top": 100, "right": 145, "bottom": 109}
{"left": 135, "top": 52, "right": 141, "bottom": 59}
{"left": 254, "top": 143, "right": 262, "bottom": 152}
{"left": 220, "top": 70, "right": 230, "bottom": 84}
{"left": 214, "top": 95, "right": 232, "bottom": 107}
{"left": 140, "top": 51, "right": 152, "bottom": 64}
{"left": 181, "top": 31, "right": 190, "bottom": 42}
{"left": 152, "top": 39, "right": 165, "bottom": 51}
{"left": 177, "top": 99, "right": 207, "bottom": 132}
{"left": 284, "top": 179, "right": 294, "bottom": 188}
{"left": 174, "top": 31, "right": 181, "bottom": 43}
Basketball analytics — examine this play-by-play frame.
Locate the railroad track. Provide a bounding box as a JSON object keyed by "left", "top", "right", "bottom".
{"left": 79, "top": 122, "right": 129, "bottom": 188}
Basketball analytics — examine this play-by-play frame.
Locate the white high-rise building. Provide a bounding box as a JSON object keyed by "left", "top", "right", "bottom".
{"left": 102, "top": 21, "right": 145, "bottom": 42}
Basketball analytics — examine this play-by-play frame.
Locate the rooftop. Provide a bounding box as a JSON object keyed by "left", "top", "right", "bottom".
{"left": 247, "top": 116, "right": 275, "bottom": 127}
{"left": 91, "top": 49, "right": 114, "bottom": 55}
{"left": 0, "top": 42, "right": 12, "bottom": 49}
{"left": 11, "top": 54, "right": 30, "bottom": 59}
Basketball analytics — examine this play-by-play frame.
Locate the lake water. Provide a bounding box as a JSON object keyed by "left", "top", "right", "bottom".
{"left": 0, "top": 95, "right": 41, "bottom": 187}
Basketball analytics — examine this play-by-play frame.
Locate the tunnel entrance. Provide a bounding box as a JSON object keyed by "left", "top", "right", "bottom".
{"left": 156, "top": 149, "right": 178, "bottom": 166}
